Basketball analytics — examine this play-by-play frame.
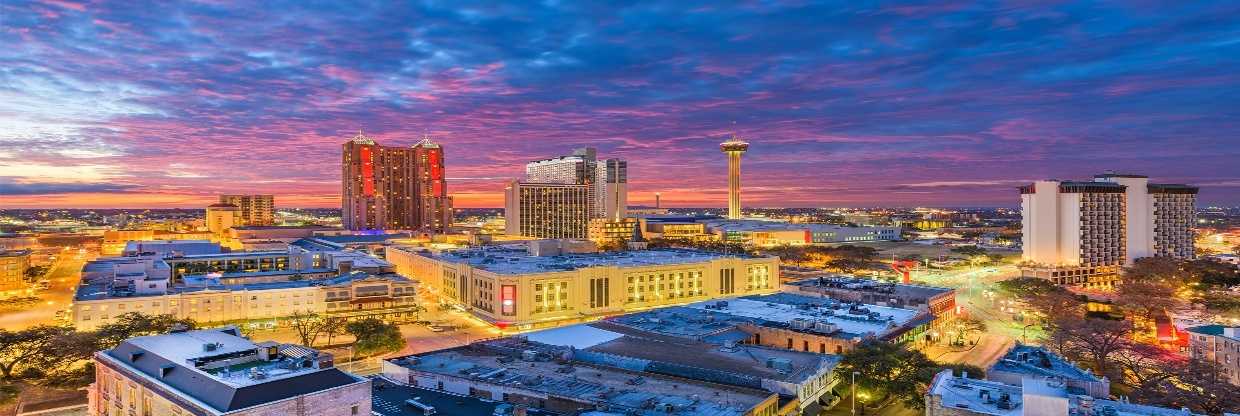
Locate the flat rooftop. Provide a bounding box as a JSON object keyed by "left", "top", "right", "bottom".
{"left": 930, "top": 372, "right": 1202, "bottom": 416}
{"left": 103, "top": 327, "right": 363, "bottom": 413}
{"left": 392, "top": 341, "right": 772, "bottom": 416}
{"left": 75, "top": 271, "right": 409, "bottom": 301}
{"left": 718, "top": 293, "right": 921, "bottom": 339}
{"left": 989, "top": 344, "right": 1101, "bottom": 383}
{"left": 423, "top": 246, "right": 766, "bottom": 275}
{"left": 788, "top": 277, "right": 954, "bottom": 299}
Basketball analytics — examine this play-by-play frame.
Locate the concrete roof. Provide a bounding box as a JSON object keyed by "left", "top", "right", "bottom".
{"left": 427, "top": 246, "right": 766, "bottom": 275}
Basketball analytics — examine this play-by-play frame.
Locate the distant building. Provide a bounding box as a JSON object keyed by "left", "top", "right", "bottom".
{"left": 386, "top": 242, "right": 778, "bottom": 330}
{"left": 341, "top": 133, "right": 452, "bottom": 232}
{"left": 88, "top": 326, "right": 370, "bottom": 416}
{"left": 0, "top": 249, "right": 31, "bottom": 298}
{"left": 504, "top": 181, "right": 591, "bottom": 239}
{"left": 586, "top": 217, "right": 639, "bottom": 245}
{"left": 926, "top": 370, "right": 1200, "bottom": 416}
{"left": 525, "top": 147, "right": 628, "bottom": 220}
{"left": 102, "top": 229, "right": 215, "bottom": 256}
{"left": 218, "top": 194, "right": 275, "bottom": 226}
{"left": 1186, "top": 325, "right": 1240, "bottom": 386}
{"left": 383, "top": 319, "right": 841, "bottom": 415}
{"left": 205, "top": 202, "right": 240, "bottom": 235}
{"left": 703, "top": 218, "right": 901, "bottom": 245}
{"left": 1020, "top": 174, "right": 1198, "bottom": 287}
{"left": 987, "top": 344, "right": 1109, "bottom": 398}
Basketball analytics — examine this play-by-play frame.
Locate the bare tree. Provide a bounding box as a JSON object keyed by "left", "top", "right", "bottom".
{"left": 287, "top": 311, "right": 324, "bottom": 347}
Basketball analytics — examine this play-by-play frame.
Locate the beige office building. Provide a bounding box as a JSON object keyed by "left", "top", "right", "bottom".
{"left": 387, "top": 243, "right": 779, "bottom": 331}
{"left": 219, "top": 194, "right": 275, "bottom": 226}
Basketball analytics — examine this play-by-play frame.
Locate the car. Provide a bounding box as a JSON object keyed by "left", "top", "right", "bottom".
{"left": 405, "top": 398, "right": 437, "bottom": 414}
{"left": 427, "top": 325, "right": 445, "bottom": 332}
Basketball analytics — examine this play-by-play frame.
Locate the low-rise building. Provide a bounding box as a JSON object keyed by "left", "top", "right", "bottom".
{"left": 610, "top": 292, "right": 931, "bottom": 355}
{"left": 703, "top": 219, "right": 902, "bottom": 246}
{"left": 0, "top": 249, "right": 31, "bottom": 298}
{"left": 784, "top": 276, "right": 957, "bottom": 318}
{"left": 387, "top": 242, "right": 779, "bottom": 331}
{"left": 71, "top": 271, "right": 418, "bottom": 330}
{"left": 89, "top": 326, "right": 370, "bottom": 416}
{"left": 926, "top": 370, "right": 1201, "bottom": 416}
{"left": 383, "top": 319, "right": 841, "bottom": 415}
{"left": 987, "top": 344, "right": 1109, "bottom": 398}
{"left": 1186, "top": 324, "right": 1240, "bottom": 386}
{"left": 587, "top": 217, "right": 639, "bottom": 245}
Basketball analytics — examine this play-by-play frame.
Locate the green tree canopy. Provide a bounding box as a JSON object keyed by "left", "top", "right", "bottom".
{"left": 345, "top": 318, "right": 405, "bottom": 357}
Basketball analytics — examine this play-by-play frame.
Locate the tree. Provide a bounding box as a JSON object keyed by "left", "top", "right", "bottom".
{"left": 950, "top": 245, "right": 988, "bottom": 257}
{"left": 1045, "top": 315, "right": 1131, "bottom": 379}
{"left": 287, "top": 311, "right": 325, "bottom": 347}
{"left": 953, "top": 317, "right": 987, "bottom": 345}
{"left": 321, "top": 317, "right": 349, "bottom": 347}
{"left": 23, "top": 265, "right": 50, "bottom": 281}
{"left": 838, "top": 340, "right": 940, "bottom": 410}
{"left": 0, "top": 326, "right": 70, "bottom": 379}
{"left": 93, "top": 313, "right": 197, "bottom": 350}
{"left": 345, "top": 318, "right": 405, "bottom": 357}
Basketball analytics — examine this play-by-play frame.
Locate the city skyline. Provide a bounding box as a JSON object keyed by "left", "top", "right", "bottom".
{"left": 3, "top": 2, "right": 1240, "bottom": 209}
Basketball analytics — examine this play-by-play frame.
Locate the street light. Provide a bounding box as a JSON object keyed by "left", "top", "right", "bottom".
{"left": 851, "top": 371, "right": 860, "bottom": 416}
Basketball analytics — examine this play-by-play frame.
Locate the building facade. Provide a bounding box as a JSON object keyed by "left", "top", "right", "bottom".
{"left": 0, "top": 249, "right": 30, "bottom": 298}
{"left": 504, "top": 181, "right": 591, "bottom": 239}
{"left": 205, "top": 203, "right": 240, "bottom": 235}
{"left": 586, "top": 217, "right": 639, "bottom": 245}
{"left": 1020, "top": 174, "right": 1198, "bottom": 286}
{"left": 89, "top": 326, "right": 370, "bottom": 416}
{"left": 1186, "top": 325, "right": 1240, "bottom": 386}
{"left": 387, "top": 244, "right": 780, "bottom": 331}
{"left": 218, "top": 194, "right": 274, "bottom": 227}
{"left": 72, "top": 272, "right": 419, "bottom": 330}
{"left": 341, "top": 134, "right": 452, "bottom": 233}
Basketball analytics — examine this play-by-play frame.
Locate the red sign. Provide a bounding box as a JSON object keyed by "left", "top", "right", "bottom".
{"left": 501, "top": 285, "right": 515, "bottom": 315}
{"left": 360, "top": 146, "right": 375, "bottom": 196}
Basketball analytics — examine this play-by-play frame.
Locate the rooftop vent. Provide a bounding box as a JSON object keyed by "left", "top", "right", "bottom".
{"left": 203, "top": 342, "right": 222, "bottom": 352}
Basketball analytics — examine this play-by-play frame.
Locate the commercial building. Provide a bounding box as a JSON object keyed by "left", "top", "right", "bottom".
{"left": 386, "top": 242, "right": 779, "bottom": 330}
{"left": 524, "top": 147, "right": 628, "bottom": 220}
{"left": 0, "top": 249, "right": 31, "bottom": 298}
{"left": 341, "top": 133, "right": 452, "bottom": 233}
{"left": 987, "top": 344, "right": 1109, "bottom": 398}
{"left": 71, "top": 270, "right": 418, "bottom": 330}
{"left": 504, "top": 181, "right": 591, "bottom": 239}
{"left": 218, "top": 194, "right": 275, "bottom": 227}
{"left": 1020, "top": 174, "right": 1198, "bottom": 286}
{"left": 587, "top": 217, "right": 639, "bottom": 245}
{"left": 102, "top": 229, "right": 216, "bottom": 256}
{"left": 612, "top": 292, "right": 931, "bottom": 355}
{"left": 1186, "top": 325, "right": 1240, "bottom": 386}
{"left": 383, "top": 319, "right": 841, "bottom": 415}
{"left": 784, "top": 277, "right": 957, "bottom": 318}
{"left": 206, "top": 203, "right": 240, "bottom": 235}
{"left": 925, "top": 370, "right": 1200, "bottom": 416}
{"left": 88, "top": 326, "right": 370, "bottom": 416}
{"left": 703, "top": 219, "right": 901, "bottom": 246}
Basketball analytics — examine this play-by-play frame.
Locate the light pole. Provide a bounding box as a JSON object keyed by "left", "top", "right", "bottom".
{"left": 851, "top": 371, "right": 859, "bottom": 416}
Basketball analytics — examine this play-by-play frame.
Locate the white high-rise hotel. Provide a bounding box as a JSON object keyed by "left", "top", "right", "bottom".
{"left": 1020, "top": 173, "right": 1197, "bottom": 287}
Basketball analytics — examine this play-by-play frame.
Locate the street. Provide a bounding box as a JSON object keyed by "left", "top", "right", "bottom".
{"left": 0, "top": 247, "right": 91, "bottom": 331}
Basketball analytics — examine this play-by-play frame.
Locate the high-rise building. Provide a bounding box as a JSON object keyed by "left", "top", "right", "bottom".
{"left": 218, "top": 194, "right": 274, "bottom": 226}
{"left": 341, "top": 133, "right": 452, "bottom": 232}
{"left": 525, "top": 147, "right": 627, "bottom": 219}
{"left": 720, "top": 134, "right": 749, "bottom": 219}
{"left": 596, "top": 158, "right": 627, "bottom": 220}
{"left": 88, "top": 326, "right": 371, "bottom": 416}
{"left": 504, "top": 180, "right": 590, "bottom": 238}
{"left": 1020, "top": 173, "right": 1197, "bottom": 286}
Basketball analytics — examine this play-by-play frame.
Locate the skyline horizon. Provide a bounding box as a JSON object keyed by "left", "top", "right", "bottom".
{"left": 3, "top": 2, "right": 1239, "bottom": 208}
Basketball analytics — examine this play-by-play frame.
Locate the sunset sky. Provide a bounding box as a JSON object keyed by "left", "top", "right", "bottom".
{"left": 2, "top": 1, "right": 1239, "bottom": 209}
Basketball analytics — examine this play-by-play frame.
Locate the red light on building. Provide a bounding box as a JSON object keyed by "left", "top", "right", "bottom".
{"left": 501, "top": 285, "right": 516, "bottom": 315}
{"left": 360, "top": 146, "right": 375, "bottom": 197}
